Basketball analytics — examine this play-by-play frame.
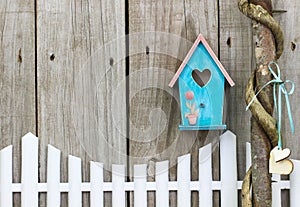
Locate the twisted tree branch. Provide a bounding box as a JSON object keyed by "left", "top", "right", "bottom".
{"left": 238, "top": 0, "right": 285, "bottom": 206}
{"left": 238, "top": 0, "right": 284, "bottom": 59}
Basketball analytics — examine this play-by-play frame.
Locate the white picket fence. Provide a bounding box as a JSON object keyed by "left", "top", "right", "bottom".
{"left": 0, "top": 130, "right": 299, "bottom": 207}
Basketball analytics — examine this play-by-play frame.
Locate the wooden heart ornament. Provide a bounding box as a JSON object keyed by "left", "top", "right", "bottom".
{"left": 272, "top": 147, "right": 291, "bottom": 162}
{"left": 192, "top": 69, "right": 211, "bottom": 87}
{"left": 269, "top": 146, "right": 294, "bottom": 175}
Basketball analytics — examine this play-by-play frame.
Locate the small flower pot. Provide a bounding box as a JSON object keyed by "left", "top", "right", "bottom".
{"left": 186, "top": 114, "right": 198, "bottom": 125}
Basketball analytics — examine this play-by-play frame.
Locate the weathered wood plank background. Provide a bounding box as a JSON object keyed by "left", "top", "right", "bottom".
{"left": 1, "top": 0, "right": 299, "bottom": 206}
{"left": 36, "top": 0, "right": 126, "bottom": 206}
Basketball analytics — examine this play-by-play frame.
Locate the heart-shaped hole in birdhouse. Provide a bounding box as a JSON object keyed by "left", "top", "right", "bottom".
{"left": 192, "top": 69, "right": 211, "bottom": 88}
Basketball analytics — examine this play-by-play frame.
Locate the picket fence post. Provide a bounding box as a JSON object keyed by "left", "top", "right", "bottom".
{"left": 134, "top": 164, "right": 147, "bottom": 206}
{"left": 21, "top": 133, "right": 39, "bottom": 207}
{"left": 112, "top": 165, "right": 125, "bottom": 207}
{"left": 290, "top": 160, "right": 300, "bottom": 207}
{"left": 90, "top": 162, "right": 104, "bottom": 207}
{"left": 156, "top": 160, "right": 169, "bottom": 207}
{"left": 47, "top": 145, "right": 61, "bottom": 207}
{"left": 220, "top": 131, "right": 237, "bottom": 207}
{"left": 199, "top": 143, "right": 212, "bottom": 206}
{"left": 0, "top": 145, "right": 13, "bottom": 207}
{"left": 68, "top": 155, "right": 82, "bottom": 207}
{"left": 177, "top": 154, "right": 191, "bottom": 206}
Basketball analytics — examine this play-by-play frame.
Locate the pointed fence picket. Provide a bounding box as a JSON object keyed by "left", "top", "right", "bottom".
{"left": 112, "top": 165, "right": 125, "bottom": 207}
{"left": 21, "top": 133, "right": 39, "bottom": 207}
{"left": 220, "top": 131, "right": 237, "bottom": 207}
{"left": 290, "top": 160, "right": 300, "bottom": 206}
{"left": 199, "top": 143, "right": 212, "bottom": 206}
{"left": 90, "top": 162, "right": 104, "bottom": 207}
{"left": 0, "top": 130, "right": 298, "bottom": 206}
{"left": 47, "top": 145, "right": 61, "bottom": 206}
{"left": 178, "top": 154, "right": 191, "bottom": 206}
{"left": 156, "top": 160, "right": 169, "bottom": 207}
{"left": 134, "top": 164, "right": 147, "bottom": 207}
{"left": 0, "top": 145, "right": 12, "bottom": 207}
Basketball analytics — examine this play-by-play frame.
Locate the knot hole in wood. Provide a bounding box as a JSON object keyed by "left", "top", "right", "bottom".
{"left": 50, "top": 53, "right": 55, "bottom": 61}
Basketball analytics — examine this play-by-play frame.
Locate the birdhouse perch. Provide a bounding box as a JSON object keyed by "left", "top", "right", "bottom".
{"left": 169, "top": 34, "right": 235, "bottom": 130}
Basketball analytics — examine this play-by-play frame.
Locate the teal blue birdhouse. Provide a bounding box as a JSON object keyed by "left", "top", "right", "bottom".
{"left": 169, "top": 34, "right": 235, "bottom": 130}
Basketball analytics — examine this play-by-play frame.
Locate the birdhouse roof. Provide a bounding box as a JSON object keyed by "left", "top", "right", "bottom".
{"left": 169, "top": 34, "right": 235, "bottom": 87}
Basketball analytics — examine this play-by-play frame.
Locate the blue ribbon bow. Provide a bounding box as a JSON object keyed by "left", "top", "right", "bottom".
{"left": 246, "top": 61, "right": 295, "bottom": 149}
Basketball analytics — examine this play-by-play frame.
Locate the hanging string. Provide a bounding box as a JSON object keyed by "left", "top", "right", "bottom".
{"left": 246, "top": 61, "right": 295, "bottom": 149}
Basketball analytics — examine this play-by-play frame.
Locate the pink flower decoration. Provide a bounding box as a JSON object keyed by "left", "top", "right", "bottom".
{"left": 185, "top": 91, "right": 194, "bottom": 100}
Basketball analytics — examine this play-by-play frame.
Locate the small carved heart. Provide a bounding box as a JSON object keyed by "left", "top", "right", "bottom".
{"left": 269, "top": 150, "right": 294, "bottom": 175}
{"left": 192, "top": 69, "right": 211, "bottom": 88}
{"left": 272, "top": 146, "right": 291, "bottom": 162}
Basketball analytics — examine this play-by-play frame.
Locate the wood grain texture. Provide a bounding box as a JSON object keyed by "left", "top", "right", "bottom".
{"left": 273, "top": 1, "right": 300, "bottom": 206}
{"left": 273, "top": 0, "right": 300, "bottom": 158}
{"left": 0, "top": 1, "right": 36, "bottom": 206}
{"left": 128, "top": 0, "right": 219, "bottom": 206}
{"left": 219, "top": 0, "right": 253, "bottom": 182}
{"left": 37, "top": 0, "right": 126, "bottom": 206}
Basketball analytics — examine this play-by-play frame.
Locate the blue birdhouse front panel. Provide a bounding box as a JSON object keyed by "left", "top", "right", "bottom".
{"left": 178, "top": 42, "right": 226, "bottom": 130}
{"left": 169, "top": 34, "right": 234, "bottom": 131}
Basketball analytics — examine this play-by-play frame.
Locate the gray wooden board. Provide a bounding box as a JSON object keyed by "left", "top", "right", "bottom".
{"left": 274, "top": 0, "right": 300, "bottom": 160}
{"left": 0, "top": 1, "right": 36, "bottom": 206}
{"left": 37, "top": 0, "right": 126, "bottom": 206}
{"left": 274, "top": 1, "right": 300, "bottom": 206}
{"left": 219, "top": 0, "right": 253, "bottom": 180}
{"left": 129, "top": 0, "right": 219, "bottom": 206}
